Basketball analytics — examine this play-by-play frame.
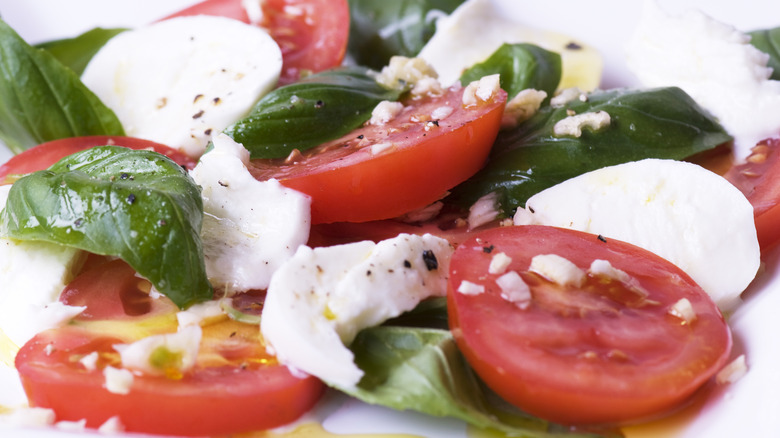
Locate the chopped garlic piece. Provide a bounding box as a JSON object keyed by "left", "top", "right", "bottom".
{"left": 369, "top": 100, "right": 404, "bottom": 125}
{"left": 551, "top": 87, "right": 585, "bottom": 107}
{"left": 553, "top": 110, "right": 611, "bottom": 137}
{"left": 496, "top": 271, "right": 531, "bottom": 308}
{"left": 589, "top": 259, "right": 632, "bottom": 283}
{"left": 668, "top": 298, "right": 697, "bottom": 324}
{"left": 458, "top": 280, "right": 485, "bottom": 296}
{"left": 489, "top": 252, "right": 513, "bottom": 275}
{"left": 503, "top": 89, "right": 547, "bottom": 127}
{"left": 716, "top": 354, "right": 748, "bottom": 384}
{"left": 462, "top": 74, "right": 501, "bottom": 106}
{"left": 115, "top": 326, "right": 202, "bottom": 376}
{"left": 103, "top": 366, "right": 134, "bottom": 395}
{"left": 79, "top": 351, "right": 99, "bottom": 372}
{"left": 98, "top": 416, "right": 126, "bottom": 434}
{"left": 529, "top": 254, "right": 586, "bottom": 287}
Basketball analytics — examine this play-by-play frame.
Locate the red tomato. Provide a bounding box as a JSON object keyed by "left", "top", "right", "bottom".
{"left": 16, "top": 325, "right": 324, "bottom": 436}
{"left": 17, "top": 257, "right": 324, "bottom": 435}
{"left": 250, "top": 86, "right": 507, "bottom": 224}
{"left": 163, "top": 0, "right": 349, "bottom": 85}
{"left": 448, "top": 225, "right": 732, "bottom": 425}
{"left": 59, "top": 258, "right": 178, "bottom": 321}
{"left": 0, "top": 136, "right": 197, "bottom": 184}
{"left": 724, "top": 138, "right": 780, "bottom": 251}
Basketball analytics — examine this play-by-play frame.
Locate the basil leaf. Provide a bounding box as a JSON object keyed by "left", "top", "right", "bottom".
{"left": 348, "top": 0, "right": 465, "bottom": 70}
{"left": 339, "top": 326, "right": 614, "bottom": 438}
{"left": 448, "top": 87, "right": 732, "bottom": 215}
{"left": 459, "top": 43, "right": 562, "bottom": 100}
{"left": 222, "top": 67, "right": 401, "bottom": 159}
{"left": 0, "top": 19, "right": 125, "bottom": 154}
{"left": 0, "top": 146, "right": 212, "bottom": 308}
{"left": 748, "top": 27, "right": 780, "bottom": 81}
{"left": 36, "top": 27, "right": 126, "bottom": 76}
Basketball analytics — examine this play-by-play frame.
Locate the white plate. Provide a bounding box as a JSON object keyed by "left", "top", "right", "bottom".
{"left": 0, "top": 1, "right": 778, "bottom": 437}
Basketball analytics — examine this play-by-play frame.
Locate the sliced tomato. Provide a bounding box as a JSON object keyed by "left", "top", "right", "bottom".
{"left": 724, "top": 137, "right": 780, "bottom": 251}
{"left": 59, "top": 258, "right": 178, "bottom": 321}
{"left": 17, "top": 257, "right": 324, "bottom": 436}
{"left": 0, "top": 136, "right": 197, "bottom": 184}
{"left": 16, "top": 325, "right": 324, "bottom": 436}
{"left": 163, "top": 0, "right": 349, "bottom": 85}
{"left": 448, "top": 225, "right": 732, "bottom": 425}
{"left": 250, "top": 86, "right": 507, "bottom": 224}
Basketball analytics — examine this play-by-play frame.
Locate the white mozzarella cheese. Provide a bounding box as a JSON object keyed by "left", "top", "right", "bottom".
{"left": 190, "top": 134, "right": 311, "bottom": 295}
{"left": 0, "top": 185, "right": 86, "bottom": 352}
{"left": 418, "top": 0, "right": 602, "bottom": 90}
{"left": 260, "top": 234, "right": 453, "bottom": 389}
{"left": 516, "top": 159, "right": 760, "bottom": 310}
{"left": 626, "top": 1, "right": 780, "bottom": 157}
{"left": 81, "top": 15, "right": 282, "bottom": 157}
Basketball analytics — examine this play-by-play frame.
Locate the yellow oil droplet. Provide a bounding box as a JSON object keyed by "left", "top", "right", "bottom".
{"left": 621, "top": 391, "right": 709, "bottom": 438}
{"left": 0, "top": 327, "right": 19, "bottom": 367}
{"left": 234, "top": 422, "right": 424, "bottom": 438}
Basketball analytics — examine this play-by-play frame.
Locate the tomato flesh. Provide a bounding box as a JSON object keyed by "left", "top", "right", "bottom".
{"left": 448, "top": 225, "right": 732, "bottom": 425}
{"left": 16, "top": 257, "right": 324, "bottom": 436}
{"left": 163, "top": 0, "right": 349, "bottom": 85}
{"left": 724, "top": 137, "right": 780, "bottom": 251}
{"left": 250, "top": 86, "right": 507, "bottom": 224}
{"left": 0, "top": 136, "right": 196, "bottom": 184}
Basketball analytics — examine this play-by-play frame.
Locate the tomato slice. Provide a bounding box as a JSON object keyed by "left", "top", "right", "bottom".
{"left": 17, "top": 254, "right": 324, "bottom": 435}
{"left": 16, "top": 324, "right": 324, "bottom": 436}
{"left": 163, "top": 0, "right": 349, "bottom": 85}
{"left": 448, "top": 225, "right": 732, "bottom": 425}
{"left": 250, "top": 86, "right": 507, "bottom": 224}
{"left": 724, "top": 137, "right": 780, "bottom": 251}
{"left": 0, "top": 136, "right": 197, "bottom": 184}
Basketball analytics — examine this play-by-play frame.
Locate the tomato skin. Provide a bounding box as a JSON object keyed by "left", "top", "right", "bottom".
{"left": 251, "top": 86, "right": 507, "bottom": 224}
{"left": 0, "top": 136, "right": 197, "bottom": 184}
{"left": 724, "top": 138, "right": 780, "bottom": 251}
{"left": 163, "top": 0, "right": 349, "bottom": 85}
{"left": 448, "top": 225, "right": 732, "bottom": 425}
{"left": 16, "top": 326, "right": 324, "bottom": 436}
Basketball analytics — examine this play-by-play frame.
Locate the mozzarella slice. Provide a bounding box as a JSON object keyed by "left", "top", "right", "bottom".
{"left": 82, "top": 15, "right": 282, "bottom": 157}
{"left": 0, "top": 185, "right": 86, "bottom": 355}
{"left": 516, "top": 159, "right": 759, "bottom": 310}
{"left": 418, "top": 0, "right": 602, "bottom": 90}
{"left": 190, "top": 134, "right": 310, "bottom": 294}
{"left": 260, "top": 234, "right": 453, "bottom": 389}
{"left": 626, "top": 1, "right": 780, "bottom": 157}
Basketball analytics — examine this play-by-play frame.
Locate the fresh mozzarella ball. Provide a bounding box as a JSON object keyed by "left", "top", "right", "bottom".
{"left": 261, "top": 234, "right": 453, "bottom": 389}
{"left": 516, "top": 159, "right": 759, "bottom": 311}
{"left": 418, "top": 0, "right": 602, "bottom": 90}
{"left": 626, "top": 1, "right": 780, "bottom": 157}
{"left": 190, "top": 134, "right": 310, "bottom": 294}
{"left": 82, "top": 15, "right": 282, "bottom": 157}
{"left": 0, "top": 185, "right": 86, "bottom": 353}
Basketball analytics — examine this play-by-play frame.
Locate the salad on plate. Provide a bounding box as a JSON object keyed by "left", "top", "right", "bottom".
{"left": 0, "top": 0, "right": 779, "bottom": 437}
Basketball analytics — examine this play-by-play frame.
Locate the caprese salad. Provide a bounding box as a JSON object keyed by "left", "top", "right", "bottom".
{"left": 0, "top": 0, "right": 778, "bottom": 437}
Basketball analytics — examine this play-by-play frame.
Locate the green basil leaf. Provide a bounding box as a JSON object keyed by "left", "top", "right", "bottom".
{"left": 347, "top": 0, "right": 465, "bottom": 70}
{"left": 448, "top": 87, "right": 732, "bottom": 215}
{"left": 0, "top": 146, "right": 212, "bottom": 308}
{"left": 339, "top": 326, "right": 614, "bottom": 438}
{"left": 459, "top": 43, "right": 562, "bottom": 100}
{"left": 0, "top": 19, "right": 125, "bottom": 154}
{"left": 36, "top": 27, "right": 126, "bottom": 76}
{"left": 748, "top": 27, "right": 780, "bottom": 81}
{"left": 222, "top": 67, "right": 401, "bottom": 159}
